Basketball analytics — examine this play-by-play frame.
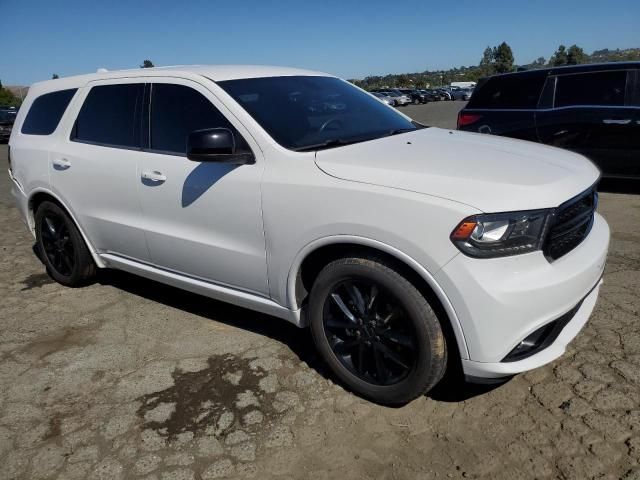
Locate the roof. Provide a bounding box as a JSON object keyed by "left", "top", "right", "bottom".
{"left": 486, "top": 61, "right": 640, "bottom": 80}
{"left": 27, "top": 65, "right": 332, "bottom": 93}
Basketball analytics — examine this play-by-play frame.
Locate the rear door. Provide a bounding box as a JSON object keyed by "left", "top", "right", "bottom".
{"left": 536, "top": 69, "right": 639, "bottom": 178}
{"left": 50, "top": 79, "right": 151, "bottom": 261}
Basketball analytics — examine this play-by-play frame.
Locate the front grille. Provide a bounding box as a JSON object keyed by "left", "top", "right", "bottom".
{"left": 543, "top": 187, "right": 598, "bottom": 261}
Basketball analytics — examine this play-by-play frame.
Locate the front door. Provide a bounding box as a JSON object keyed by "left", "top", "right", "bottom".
{"left": 136, "top": 79, "right": 268, "bottom": 295}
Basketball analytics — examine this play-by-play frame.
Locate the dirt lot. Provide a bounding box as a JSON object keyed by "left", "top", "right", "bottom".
{"left": 1, "top": 103, "right": 639, "bottom": 480}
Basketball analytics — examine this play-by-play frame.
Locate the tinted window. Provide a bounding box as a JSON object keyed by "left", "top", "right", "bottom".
{"left": 21, "top": 89, "right": 76, "bottom": 135}
{"left": 73, "top": 84, "right": 143, "bottom": 148}
{"left": 555, "top": 71, "right": 627, "bottom": 107}
{"left": 467, "top": 73, "right": 545, "bottom": 109}
{"left": 150, "top": 84, "right": 241, "bottom": 155}
{"left": 218, "top": 76, "right": 418, "bottom": 150}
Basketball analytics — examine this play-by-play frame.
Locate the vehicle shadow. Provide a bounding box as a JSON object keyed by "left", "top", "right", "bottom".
{"left": 95, "top": 269, "right": 332, "bottom": 379}
{"left": 96, "top": 268, "right": 506, "bottom": 405}
{"left": 598, "top": 178, "right": 639, "bottom": 194}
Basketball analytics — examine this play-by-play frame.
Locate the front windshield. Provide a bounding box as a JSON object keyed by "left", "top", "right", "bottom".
{"left": 218, "top": 76, "right": 418, "bottom": 151}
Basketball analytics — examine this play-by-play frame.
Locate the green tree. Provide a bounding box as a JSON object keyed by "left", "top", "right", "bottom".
{"left": 550, "top": 45, "right": 568, "bottom": 66}
{"left": 0, "top": 80, "right": 20, "bottom": 107}
{"left": 479, "top": 46, "right": 495, "bottom": 76}
{"left": 140, "top": 59, "right": 155, "bottom": 68}
{"left": 493, "top": 42, "right": 514, "bottom": 73}
{"left": 566, "top": 45, "right": 586, "bottom": 65}
{"left": 52, "top": 73, "right": 59, "bottom": 79}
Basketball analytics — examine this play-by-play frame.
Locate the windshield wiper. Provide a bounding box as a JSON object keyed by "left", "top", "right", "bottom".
{"left": 293, "top": 138, "right": 363, "bottom": 152}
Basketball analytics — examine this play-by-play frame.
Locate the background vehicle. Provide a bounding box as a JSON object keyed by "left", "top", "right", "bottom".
{"left": 457, "top": 62, "right": 640, "bottom": 179}
{"left": 9, "top": 66, "right": 608, "bottom": 405}
{"left": 420, "top": 89, "right": 443, "bottom": 102}
{"left": 398, "top": 88, "right": 428, "bottom": 104}
{"left": 371, "top": 91, "right": 396, "bottom": 106}
{"left": 451, "top": 81, "right": 477, "bottom": 89}
{"left": 371, "top": 88, "right": 411, "bottom": 106}
{"left": 448, "top": 86, "right": 473, "bottom": 101}
{"left": 0, "top": 109, "right": 17, "bottom": 143}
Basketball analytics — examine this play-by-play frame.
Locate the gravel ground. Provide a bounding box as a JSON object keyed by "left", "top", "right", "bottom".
{"left": 1, "top": 104, "right": 639, "bottom": 479}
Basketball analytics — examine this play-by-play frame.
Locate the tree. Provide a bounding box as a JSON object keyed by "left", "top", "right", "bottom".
{"left": 140, "top": 60, "right": 155, "bottom": 68}
{"left": 550, "top": 45, "right": 568, "bottom": 66}
{"left": 566, "top": 44, "right": 586, "bottom": 65}
{"left": 0, "top": 80, "right": 20, "bottom": 107}
{"left": 493, "top": 42, "right": 514, "bottom": 73}
{"left": 52, "top": 73, "right": 59, "bottom": 79}
{"left": 479, "top": 46, "right": 495, "bottom": 76}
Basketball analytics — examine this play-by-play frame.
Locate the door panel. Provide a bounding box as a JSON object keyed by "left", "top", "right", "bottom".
{"left": 136, "top": 79, "right": 268, "bottom": 295}
{"left": 536, "top": 70, "right": 640, "bottom": 178}
{"left": 50, "top": 80, "right": 150, "bottom": 261}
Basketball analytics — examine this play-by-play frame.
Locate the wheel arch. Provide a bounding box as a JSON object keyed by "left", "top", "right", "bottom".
{"left": 287, "top": 236, "right": 469, "bottom": 360}
{"left": 28, "top": 188, "right": 106, "bottom": 268}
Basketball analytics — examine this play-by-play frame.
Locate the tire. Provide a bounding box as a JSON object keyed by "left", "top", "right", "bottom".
{"left": 308, "top": 255, "right": 447, "bottom": 404}
{"left": 413, "top": 98, "right": 419, "bottom": 105}
{"left": 35, "top": 201, "right": 96, "bottom": 287}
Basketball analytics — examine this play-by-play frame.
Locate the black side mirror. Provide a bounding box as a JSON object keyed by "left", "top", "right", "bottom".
{"left": 187, "top": 128, "right": 254, "bottom": 164}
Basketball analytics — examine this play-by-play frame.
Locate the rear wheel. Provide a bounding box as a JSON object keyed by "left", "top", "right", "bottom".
{"left": 35, "top": 201, "right": 96, "bottom": 286}
{"left": 309, "top": 256, "right": 447, "bottom": 404}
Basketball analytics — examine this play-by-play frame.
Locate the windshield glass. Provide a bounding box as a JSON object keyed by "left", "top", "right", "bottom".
{"left": 218, "top": 76, "right": 417, "bottom": 151}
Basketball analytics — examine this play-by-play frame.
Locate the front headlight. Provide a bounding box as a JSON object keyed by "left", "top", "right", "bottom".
{"left": 450, "top": 209, "right": 552, "bottom": 258}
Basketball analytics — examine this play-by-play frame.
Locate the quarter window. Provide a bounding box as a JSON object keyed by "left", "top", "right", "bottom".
{"left": 150, "top": 83, "right": 243, "bottom": 155}
{"left": 554, "top": 71, "right": 627, "bottom": 107}
{"left": 21, "top": 89, "right": 77, "bottom": 135}
{"left": 73, "top": 84, "right": 143, "bottom": 148}
{"left": 466, "top": 74, "right": 545, "bottom": 109}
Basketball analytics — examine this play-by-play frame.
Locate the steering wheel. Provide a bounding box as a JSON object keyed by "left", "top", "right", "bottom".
{"left": 318, "top": 117, "right": 344, "bottom": 133}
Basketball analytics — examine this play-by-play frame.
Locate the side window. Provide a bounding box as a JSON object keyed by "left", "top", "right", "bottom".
{"left": 150, "top": 83, "right": 247, "bottom": 155}
{"left": 73, "top": 84, "right": 143, "bottom": 148}
{"left": 21, "top": 89, "right": 77, "bottom": 135}
{"left": 467, "top": 74, "right": 545, "bottom": 109}
{"left": 555, "top": 71, "right": 627, "bottom": 108}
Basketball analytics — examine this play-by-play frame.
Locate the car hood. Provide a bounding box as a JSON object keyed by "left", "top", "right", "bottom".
{"left": 314, "top": 128, "right": 600, "bottom": 212}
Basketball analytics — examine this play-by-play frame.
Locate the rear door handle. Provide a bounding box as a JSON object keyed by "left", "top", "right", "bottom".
{"left": 602, "top": 119, "right": 631, "bottom": 125}
{"left": 141, "top": 170, "right": 167, "bottom": 183}
{"left": 52, "top": 158, "right": 71, "bottom": 170}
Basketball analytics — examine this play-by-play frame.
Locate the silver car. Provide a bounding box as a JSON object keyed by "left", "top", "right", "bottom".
{"left": 371, "top": 92, "right": 395, "bottom": 106}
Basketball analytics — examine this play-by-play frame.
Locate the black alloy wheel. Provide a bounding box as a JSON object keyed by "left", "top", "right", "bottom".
{"left": 40, "top": 212, "right": 75, "bottom": 276}
{"left": 322, "top": 278, "right": 416, "bottom": 386}
{"left": 309, "top": 256, "right": 447, "bottom": 404}
{"left": 35, "top": 201, "right": 96, "bottom": 286}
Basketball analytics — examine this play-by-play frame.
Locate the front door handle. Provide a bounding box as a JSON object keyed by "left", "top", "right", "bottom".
{"left": 141, "top": 170, "right": 167, "bottom": 183}
{"left": 602, "top": 119, "right": 631, "bottom": 125}
{"left": 52, "top": 158, "right": 71, "bottom": 170}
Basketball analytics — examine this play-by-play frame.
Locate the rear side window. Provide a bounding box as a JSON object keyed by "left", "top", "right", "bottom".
{"left": 21, "top": 89, "right": 77, "bottom": 135}
{"left": 73, "top": 84, "right": 143, "bottom": 148}
{"left": 554, "top": 71, "right": 627, "bottom": 107}
{"left": 150, "top": 83, "right": 240, "bottom": 155}
{"left": 467, "top": 74, "right": 545, "bottom": 109}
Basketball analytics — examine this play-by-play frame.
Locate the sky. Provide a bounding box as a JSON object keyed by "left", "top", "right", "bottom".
{"left": 1, "top": 0, "right": 639, "bottom": 86}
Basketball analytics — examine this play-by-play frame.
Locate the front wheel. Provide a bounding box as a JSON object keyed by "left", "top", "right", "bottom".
{"left": 308, "top": 256, "right": 447, "bottom": 404}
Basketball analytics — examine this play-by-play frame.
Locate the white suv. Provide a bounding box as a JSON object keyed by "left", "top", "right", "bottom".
{"left": 8, "top": 66, "right": 609, "bottom": 404}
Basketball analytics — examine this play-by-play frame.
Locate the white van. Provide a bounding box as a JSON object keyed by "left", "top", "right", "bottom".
{"left": 8, "top": 65, "right": 608, "bottom": 404}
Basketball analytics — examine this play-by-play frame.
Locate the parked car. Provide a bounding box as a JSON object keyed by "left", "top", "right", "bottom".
{"left": 372, "top": 89, "right": 411, "bottom": 106}
{"left": 420, "top": 89, "right": 442, "bottom": 102}
{"left": 432, "top": 87, "right": 452, "bottom": 101}
{"left": 9, "top": 65, "right": 608, "bottom": 404}
{"left": 457, "top": 62, "right": 640, "bottom": 179}
{"left": 371, "top": 91, "right": 396, "bottom": 106}
{"left": 449, "top": 86, "right": 473, "bottom": 101}
{"left": 397, "top": 88, "right": 427, "bottom": 104}
{"left": 0, "top": 109, "right": 17, "bottom": 143}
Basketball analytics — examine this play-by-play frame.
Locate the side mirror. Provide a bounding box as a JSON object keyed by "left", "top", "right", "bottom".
{"left": 187, "top": 128, "right": 254, "bottom": 164}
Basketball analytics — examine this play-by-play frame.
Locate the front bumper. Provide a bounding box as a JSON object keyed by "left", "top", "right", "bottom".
{"left": 435, "top": 212, "right": 609, "bottom": 379}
